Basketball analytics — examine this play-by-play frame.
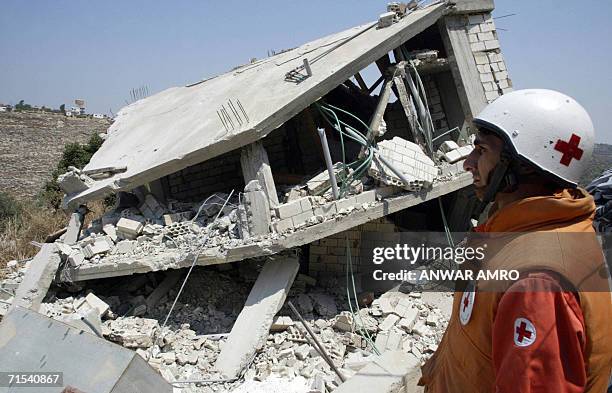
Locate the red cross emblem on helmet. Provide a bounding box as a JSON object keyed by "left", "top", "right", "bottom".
{"left": 554, "top": 133, "right": 583, "bottom": 166}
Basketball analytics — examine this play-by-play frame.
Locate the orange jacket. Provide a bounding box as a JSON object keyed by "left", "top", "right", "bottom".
{"left": 420, "top": 189, "right": 612, "bottom": 392}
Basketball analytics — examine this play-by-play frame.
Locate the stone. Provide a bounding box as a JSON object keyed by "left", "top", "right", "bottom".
{"left": 176, "top": 352, "right": 198, "bottom": 366}
{"left": 116, "top": 217, "right": 144, "bottom": 239}
{"left": 333, "top": 312, "right": 354, "bottom": 332}
{"left": 270, "top": 316, "right": 294, "bottom": 332}
{"left": 378, "top": 11, "right": 396, "bottom": 28}
{"left": 75, "top": 293, "right": 110, "bottom": 317}
{"left": 106, "top": 317, "right": 159, "bottom": 348}
{"left": 379, "top": 314, "right": 400, "bottom": 331}
{"left": 82, "top": 236, "right": 113, "bottom": 258}
{"left": 295, "top": 344, "right": 311, "bottom": 361}
{"left": 103, "top": 224, "right": 118, "bottom": 242}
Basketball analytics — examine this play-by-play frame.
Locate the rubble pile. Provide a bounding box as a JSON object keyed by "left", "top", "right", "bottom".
{"left": 16, "top": 264, "right": 451, "bottom": 392}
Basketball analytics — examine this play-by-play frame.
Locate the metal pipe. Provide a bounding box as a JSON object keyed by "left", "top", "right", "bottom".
{"left": 317, "top": 128, "right": 340, "bottom": 200}
{"left": 359, "top": 78, "right": 393, "bottom": 159}
{"left": 287, "top": 301, "right": 346, "bottom": 383}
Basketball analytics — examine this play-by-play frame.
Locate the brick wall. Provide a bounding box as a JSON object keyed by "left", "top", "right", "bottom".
{"left": 0, "top": 111, "right": 111, "bottom": 199}
{"left": 464, "top": 13, "right": 513, "bottom": 102}
{"left": 164, "top": 127, "right": 293, "bottom": 202}
{"left": 308, "top": 217, "right": 397, "bottom": 275}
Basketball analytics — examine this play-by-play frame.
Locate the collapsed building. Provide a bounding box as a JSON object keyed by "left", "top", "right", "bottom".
{"left": 0, "top": 1, "right": 515, "bottom": 392}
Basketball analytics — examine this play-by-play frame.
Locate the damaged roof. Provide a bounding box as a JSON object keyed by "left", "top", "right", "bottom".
{"left": 66, "top": 3, "right": 448, "bottom": 207}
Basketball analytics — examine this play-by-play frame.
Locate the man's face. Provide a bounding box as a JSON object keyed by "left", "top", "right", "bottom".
{"left": 463, "top": 131, "right": 504, "bottom": 200}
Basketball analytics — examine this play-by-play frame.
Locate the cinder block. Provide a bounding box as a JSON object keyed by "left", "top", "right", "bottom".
{"left": 473, "top": 52, "right": 489, "bottom": 65}
{"left": 479, "top": 22, "right": 495, "bottom": 32}
{"left": 480, "top": 72, "right": 494, "bottom": 83}
{"left": 468, "top": 33, "right": 478, "bottom": 43}
{"left": 439, "top": 140, "right": 460, "bottom": 153}
{"left": 486, "top": 90, "right": 500, "bottom": 101}
{"left": 335, "top": 196, "right": 357, "bottom": 212}
{"left": 116, "top": 217, "right": 144, "bottom": 238}
{"left": 477, "top": 64, "right": 490, "bottom": 74}
{"left": 300, "top": 197, "right": 313, "bottom": 212}
{"left": 471, "top": 42, "right": 485, "bottom": 52}
{"left": 498, "top": 61, "right": 507, "bottom": 71}
{"left": 477, "top": 31, "right": 494, "bottom": 41}
{"left": 467, "top": 24, "right": 480, "bottom": 34}
{"left": 490, "top": 62, "right": 500, "bottom": 72}
{"left": 313, "top": 203, "right": 337, "bottom": 218}
{"left": 275, "top": 199, "right": 303, "bottom": 219}
{"left": 484, "top": 40, "right": 500, "bottom": 50}
{"left": 354, "top": 190, "right": 377, "bottom": 206}
{"left": 497, "top": 79, "right": 510, "bottom": 89}
{"left": 272, "top": 218, "right": 294, "bottom": 233}
{"left": 483, "top": 82, "right": 496, "bottom": 91}
{"left": 82, "top": 236, "right": 113, "bottom": 258}
{"left": 494, "top": 70, "right": 508, "bottom": 80}
{"left": 291, "top": 211, "right": 312, "bottom": 228}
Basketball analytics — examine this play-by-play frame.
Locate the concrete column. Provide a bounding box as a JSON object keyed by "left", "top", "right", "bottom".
{"left": 240, "top": 140, "right": 279, "bottom": 208}
{"left": 215, "top": 255, "right": 299, "bottom": 378}
{"left": 438, "top": 16, "right": 488, "bottom": 120}
{"left": 243, "top": 180, "right": 271, "bottom": 236}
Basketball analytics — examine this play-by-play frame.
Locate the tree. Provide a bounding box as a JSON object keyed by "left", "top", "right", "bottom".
{"left": 59, "top": 104, "right": 65, "bottom": 114}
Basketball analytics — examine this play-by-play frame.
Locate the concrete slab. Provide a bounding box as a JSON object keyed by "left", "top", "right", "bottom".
{"left": 215, "top": 256, "right": 299, "bottom": 378}
{"left": 333, "top": 350, "right": 421, "bottom": 393}
{"left": 63, "top": 3, "right": 447, "bottom": 208}
{"left": 62, "top": 173, "right": 473, "bottom": 282}
{"left": 11, "top": 243, "right": 61, "bottom": 312}
{"left": 0, "top": 307, "right": 172, "bottom": 393}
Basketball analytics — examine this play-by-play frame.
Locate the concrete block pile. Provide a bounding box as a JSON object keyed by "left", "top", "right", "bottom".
{"left": 369, "top": 137, "right": 438, "bottom": 191}
{"left": 7, "top": 262, "right": 452, "bottom": 392}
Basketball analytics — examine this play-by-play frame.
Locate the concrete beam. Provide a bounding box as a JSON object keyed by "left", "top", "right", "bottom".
{"left": 63, "top": 173, "right": 472, "bottom": 282}
{"left": 11, "top": 244, "right": 61, "bottom": 312}
{"left": 215, "top": 256, "right": 299, "bottom": 378}
{"left": 449, "top": 0, "right": 494, "bottom": 14}
{"left": 438, "top": 16, "right": 487, "bottom": 120}
{"left": 334, "top": 351, "right": 421, "bottom": 393}
{"left": 240, "top": 140, "right": 279, "bottom": 208}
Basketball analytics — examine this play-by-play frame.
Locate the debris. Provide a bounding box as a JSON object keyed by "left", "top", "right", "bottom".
{"left": 334, "top": 350, "right": 420, "bottom": 393}
{"left": 116, "top": 217, "right": 144, "bottom": 239}
{"left": 106, "top": 317, "right": 159, "bottom": 348}
{"left": 378, "top": 11, "right": 396, "bottom": 28}
{"left": 369, "top": 137, "right": 437, "bottom": 191}
{"left": 271, "top": 315, "right": 295, "bottom": 332}
{"left": 216, "top": 256, "right": 299, "bottom": 378}
{"left": 11, "top": 244, "right": 61, "bottom": 312}
{"left": 0, "top": 307, "right": 172, "bottom": 393}
{"left": 75, "top": 292, "right": 110, "bottom": 317}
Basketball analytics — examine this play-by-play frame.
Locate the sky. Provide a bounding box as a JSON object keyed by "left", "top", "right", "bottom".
{"left": 1, "top": 1, "right": 611, "bottom": 142}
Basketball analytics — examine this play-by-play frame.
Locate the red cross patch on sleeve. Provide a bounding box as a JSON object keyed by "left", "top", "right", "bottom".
{"left": 513, "top": 318, "right": 536, "bottom": 347}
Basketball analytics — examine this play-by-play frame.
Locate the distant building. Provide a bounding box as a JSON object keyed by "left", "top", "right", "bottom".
{"left": 92, "top": 114, "right": 104, "bottom": 119}
{"left": 65, "top": 111, "right": 73, "bottom": 117}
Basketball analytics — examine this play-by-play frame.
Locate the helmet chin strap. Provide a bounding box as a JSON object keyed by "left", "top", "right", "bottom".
{"left": 471, "top": 151, "right": 517, "bottom": 221}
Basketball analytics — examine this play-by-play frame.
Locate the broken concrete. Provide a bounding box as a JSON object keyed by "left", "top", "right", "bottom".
{"left": 0, "top": 307, "right": 172, "bottom": 393}
{"left": 215, "top": 256, "right": 299, "bottom": 378}
{"left": 11, "top": 244, "right": 61, "bottom": 312}
{"left": 333, "top": 351, "right": 421, "bottom": 393}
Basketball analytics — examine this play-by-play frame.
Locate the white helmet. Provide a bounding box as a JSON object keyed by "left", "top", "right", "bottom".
{"left": 473, "top": 89, "right": 595, "bottom": 187}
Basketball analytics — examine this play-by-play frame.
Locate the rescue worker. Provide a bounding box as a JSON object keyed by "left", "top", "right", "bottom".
{"left": 419, "top": 89, "right": 612, "bottom": 392}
